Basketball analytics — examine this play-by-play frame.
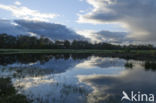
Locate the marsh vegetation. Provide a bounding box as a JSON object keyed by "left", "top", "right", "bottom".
{"left": 0, "top": 78, "right": 30, "bottom": 103}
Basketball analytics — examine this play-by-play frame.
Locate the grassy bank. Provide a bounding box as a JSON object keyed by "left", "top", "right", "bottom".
{"left": 0, "top": 49, "right": 156, "bottom": 61}
{"left": 0, "top": 49, "right": 156, "bottom": 54}
{"left": 0, "top": 78, "right": 30, "bottom": 103}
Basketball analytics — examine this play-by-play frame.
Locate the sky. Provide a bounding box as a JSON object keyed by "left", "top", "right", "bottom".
{"left": 0, "top": 0, "right": 156, "bottom": 44}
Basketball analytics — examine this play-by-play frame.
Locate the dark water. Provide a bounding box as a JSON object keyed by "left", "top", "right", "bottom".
{"left": 0, "top": 54, "right": 156, "bottom": 103}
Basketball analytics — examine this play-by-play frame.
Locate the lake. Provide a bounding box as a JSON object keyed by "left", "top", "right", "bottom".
{"left": 0, "top": 54, "right": 156, "bottom": 103}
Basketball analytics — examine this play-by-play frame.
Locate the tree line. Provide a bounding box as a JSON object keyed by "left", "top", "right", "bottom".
{"left": 0, "top": 33, "right": 155, "bottom": 50}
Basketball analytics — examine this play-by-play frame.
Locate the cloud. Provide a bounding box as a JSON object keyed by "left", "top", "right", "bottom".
{"left": 0, "top": 19, "right": 85, "bottom": 40}
{"left": 77, "top": 30, "right": 131, "bottom": 44}
{"left": 0, "top": 19, "right": 152, "bottom": 44}
{"left": 0, "top": 19, "right": 27, "bottom": 36}
{"left": 96, "top": 30, "right": 131, "bottom": 43}
{"left": 0, "top": 19, "right": 132, "bottom": 43}
{"left": 0, "top": 3, "right": 58, "bottom": 22}
{"left": 79, "top": 10, "right": 86, "bottom": 13}
{"left": 77, "top": 30, "right": 99, "bottom": 43}
{"left": 78, "top": 0, "right": 156, "bottom": 42}
{"left": 14, "top": 1, "right": 21, "bottom": 6}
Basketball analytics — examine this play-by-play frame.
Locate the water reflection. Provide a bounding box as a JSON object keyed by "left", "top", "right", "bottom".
{"left": 78, "top": 63, "right": 156, "bottom": 103}
{"left": 144, "top": 61, "right": 156, "bottom": 71}
{"left": 76, "top": 57, "right": 126, "bottom": 68}
{"left": 0, "top": 54, "right": 156, "bottom": 103}
{"left": 14, "top": 75, "right": 89, "bottom": 103}
{"left": 0, "top": 54, "right": 91, "bottom": 66}
{"left": 0, "top": 54, "right": 90, "bottom": 73}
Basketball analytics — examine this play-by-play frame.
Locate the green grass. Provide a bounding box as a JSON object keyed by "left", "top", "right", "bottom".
{"left": 0, "top": 49, "right": 156, "bottom": 54}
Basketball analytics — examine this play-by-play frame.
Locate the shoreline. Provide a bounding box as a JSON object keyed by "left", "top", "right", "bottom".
{"left": 0, "top": 49, "right": 156, "bottom": 54}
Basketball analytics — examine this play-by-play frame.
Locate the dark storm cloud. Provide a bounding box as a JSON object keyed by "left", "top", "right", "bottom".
{"left": 79, "top": 0, "right": 156, "bottom": 42}
{"left": 0, "top": 19, "right": 85, "bottom": 40}
{"left": 14, "top": 20, "right": 84, "bottom": 40}
{"left": 95, "top": 30, "right": 131, "bottom": 43}
{"left": 0, "top": 19, "right": 27, "bottom": 36}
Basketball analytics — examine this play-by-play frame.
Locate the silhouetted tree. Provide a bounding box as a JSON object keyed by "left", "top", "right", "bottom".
{"left": 0, "top": 33, "right": 155, "bottom": 50}
{"left": 64, "top": 40, "right": 70, "bottom": 49}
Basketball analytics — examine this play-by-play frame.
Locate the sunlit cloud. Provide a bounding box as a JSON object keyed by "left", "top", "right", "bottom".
{"left": 14, "top": 1, "right": 21, "bottom": 6}
{"left": 0, "top": 3, "right": 58, "bottom": 22}
{"left": 76, "top": 30, "right": 100, "bottom": 43}
{"left": 76, "top": 29, "right": 130, "bottom": 44}
{"left": 78, "top": 0, "right": 156, "bottom": 43}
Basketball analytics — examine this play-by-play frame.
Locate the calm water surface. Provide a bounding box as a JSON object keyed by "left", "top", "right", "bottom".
{"left": 0, "top": 54, "right": 156, "bottom": 103}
